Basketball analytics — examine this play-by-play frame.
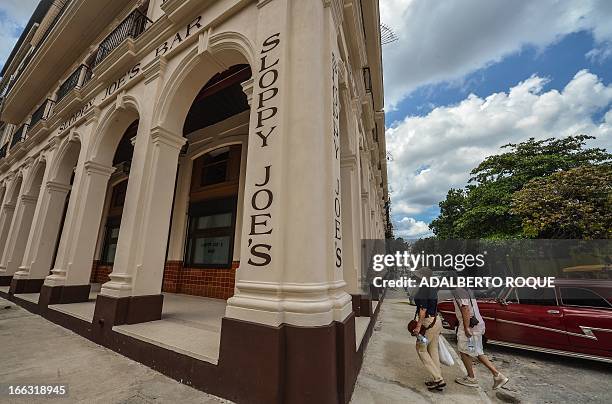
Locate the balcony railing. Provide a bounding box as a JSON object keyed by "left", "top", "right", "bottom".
{"left": 10, "top": 124, "right": 28, "bottom": 149}
{"left": 0, "top": 143, "right": 7, "bottom": 159}
{"left": 93, "top": 9, "right": 152, "bottom": 68}
{"left": 57, "top": 64, "right": 91, "bottom": 102}
{"left": 30, "top": 99, "right": 55, "bottom": 128}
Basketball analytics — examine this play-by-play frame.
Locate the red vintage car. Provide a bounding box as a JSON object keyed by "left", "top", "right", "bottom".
{"left": 437, "top": 279, "right": 612, "bottom": 363}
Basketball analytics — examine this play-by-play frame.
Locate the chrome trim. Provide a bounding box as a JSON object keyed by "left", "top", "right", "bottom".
{"left": 439, "top": 310, "right": 455, "bottom": 315}
{"left": 579, "top": 326, "right": 612, "bottom": 339}
{"left": 482, "top": 316, "right": 495, "bottom": 321}
{"left": 486, "top": 339, "right": 612, "bottom": 364}
{"left": 495, "top": 318, "right": 595, "bottom": 339}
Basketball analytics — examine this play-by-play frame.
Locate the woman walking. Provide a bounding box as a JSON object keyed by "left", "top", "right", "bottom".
{"left": 411, "top": 267, "right": 445, "bottom": 391}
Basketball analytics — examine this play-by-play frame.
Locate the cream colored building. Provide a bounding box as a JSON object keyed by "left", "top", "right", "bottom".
{"left": 0, "top": 0, "right": 388, "bottom": 402}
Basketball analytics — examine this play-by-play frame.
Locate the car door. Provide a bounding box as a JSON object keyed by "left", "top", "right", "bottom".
{"left": 559, "top": 286, "right": 612, "bottom": 357}
{"left": 494, "top": 287, "right": 570, "bottom": 350}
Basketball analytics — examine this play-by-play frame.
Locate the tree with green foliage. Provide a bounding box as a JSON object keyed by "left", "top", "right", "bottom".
{"left": 429, "top": 135, "right": 611, "bottom": 239}
{"left": 512, "top": 164, "right": 612, "bottom": 239}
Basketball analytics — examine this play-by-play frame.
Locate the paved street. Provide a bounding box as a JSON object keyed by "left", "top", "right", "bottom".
{"left": 352, "top": 292, "right": 612, "bottom": 404}
{"left": 443, "top": 331, "right": 612, "bottom": 403}
{"left": 2, "top": 295, "right": 610, "bottom": 404}
{"left": 0, "top": 298, "right": 229, "bottom": 404}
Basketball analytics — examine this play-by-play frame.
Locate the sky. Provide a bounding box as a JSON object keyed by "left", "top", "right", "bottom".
{"left": 1, "top": 1, "right": 611, "bottom": 240}
{"left": 0, "top": 0, "right": 38, "bottom": 73}
{"left": 380, "top": 0, "right": 612, "bottom": 239}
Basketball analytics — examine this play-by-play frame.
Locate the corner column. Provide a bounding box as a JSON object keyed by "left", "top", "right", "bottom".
{"left": 220, "top": 1, "right": 354, "bottom": 403}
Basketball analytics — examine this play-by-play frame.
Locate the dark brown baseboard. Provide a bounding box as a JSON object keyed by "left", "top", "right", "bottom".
{"left": 93, "top": 293, "right": 164, "bottom": 327}
{"left": 0, "top": 275, "right": 13, "bottom": 286}
{"left": 38, "top": 284, "right": 92, "bottom": 310}
{"left": 8, "top": 287, "right": 386, "bottom": 404}
{"left": 10, "top": 278, "right": 45, "bottom": 294}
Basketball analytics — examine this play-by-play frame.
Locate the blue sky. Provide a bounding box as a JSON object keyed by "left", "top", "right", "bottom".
{"left": 387, "top": 31, "right": 612, "bottom": 126}
{"left": 381, "top": 0, "right": 612, "bottom": 238}
{"left": 1, "top": 1, "right": 611, "bottom": 240}
{"left": 0, "top": 1, "right": 38, "bottom": 73}
{"left": 389, "top": 30, "right": 612, "bottom": 227}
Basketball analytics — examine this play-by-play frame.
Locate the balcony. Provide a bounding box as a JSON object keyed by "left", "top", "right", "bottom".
{"left": 29, "top": 99, "right": 55, "bottom": 128}
{"left": 10, "top": 124, "right": 28, "bottom": 149}
{"left": 93, "top": 9, "right": 152, "bottom": 68}
{"left": 0, "top": 0, "right": 129, "bottom": 122}
{"left": 57, "top": 64, "right": 91, "bottom": 102}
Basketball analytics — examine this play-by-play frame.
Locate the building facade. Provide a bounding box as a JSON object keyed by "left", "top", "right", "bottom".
{"left": 0, "top": 0, "right": 388, "bottom": 402}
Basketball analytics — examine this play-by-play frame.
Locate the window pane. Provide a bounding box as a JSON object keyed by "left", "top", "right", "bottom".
{"left": 105, "top": 243, "right": 117, "bottom": 263}
{"left": 202, "top": 159, "right": 228, "bottom": 186}
{"left": 197, "top": 213, "right": 232, "bottom": 229}
{"left": 110, "top": 227, "right": 120, "bottom": 238}
{"left": 516, "top": 287, "right": 557, "bottom": 306}
{"left": 561, "top": 288, "right": 611, "bottom": 309}
{"left": 192, "top": 236, "right": 231, "bottom": 265}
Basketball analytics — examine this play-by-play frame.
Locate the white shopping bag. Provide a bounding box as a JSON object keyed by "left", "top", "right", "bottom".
{"left": 439, "top": 337, "right": 455, "bottom": 367}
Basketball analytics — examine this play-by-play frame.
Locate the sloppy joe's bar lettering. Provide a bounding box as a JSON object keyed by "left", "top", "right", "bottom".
{"left": 331, "top": 52, "right": 342, "bottom": 269}
{"left": 247, "top": 33, "right": 281, "bottom": 268}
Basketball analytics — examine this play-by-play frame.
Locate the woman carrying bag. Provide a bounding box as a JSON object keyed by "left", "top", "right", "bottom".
{"left": 409, "top": 267, "right": 446, "bottom": 391}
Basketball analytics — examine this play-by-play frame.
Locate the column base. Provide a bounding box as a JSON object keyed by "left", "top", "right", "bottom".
{"left": 0, "top": 275, "right": 13, "bottom": 286}
{"left": 39, "top": 284, "right": 92, "bottom": 308}
{"left": 93, "top": 294, "right": 163, "bottom": 327}
{"left": 218, "top": 312, "right": 358, "bottom": 404}
{"left": 9, "top": 278, "right": 45, "bottom": 294}
{"left": 350, "top": 294, "right": 372, "bottom": 317}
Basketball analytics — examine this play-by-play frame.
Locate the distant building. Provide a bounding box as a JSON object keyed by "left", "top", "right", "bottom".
{"left": 0, "top": 0, "right": 388, "bottom": 402}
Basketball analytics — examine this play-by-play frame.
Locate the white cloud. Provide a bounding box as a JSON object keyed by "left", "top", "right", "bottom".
{"left": 380, "top": 0, "right": 612, "bottom": 108}
{"left": 394, "top": 217, "right": 433, "bottom": 239}
{"left": 0, "top": 0, "right": 38, "bottom": 73}
{"left": 387, "top": 70, "right": 612, "bottom": 225}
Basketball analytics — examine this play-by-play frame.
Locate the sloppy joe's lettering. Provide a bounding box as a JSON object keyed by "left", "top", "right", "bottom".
{"left": 247, "top": 33, "right": 281, "bottom": 268}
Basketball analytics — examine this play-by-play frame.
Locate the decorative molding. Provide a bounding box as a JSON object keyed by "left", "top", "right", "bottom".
{"left": 45, "top": 181, "right": 72, "bottom": 194}
{"left": 19, "top": 194, "right": 39, "bottom": 204}
{"left": 83, "top": 161, "right": 116, "bottom": 177}
{"left": 143, "top": 56, "right": 167, "bottom": 84}
{"left": 241, "top": 78, "right": 254, "bottom": 105}
{"left": 150, "top": 126, "right": 187, "bottom": 150}
{"left": 257, "top": 0, "right": 275, "bottom": 9}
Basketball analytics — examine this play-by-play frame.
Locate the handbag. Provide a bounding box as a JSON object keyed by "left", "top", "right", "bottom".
{"left": 407, "top": 309, "right": 436, "bottom": 336}
{"left": 438, "top": 337, "right": 455, "bottom": 366}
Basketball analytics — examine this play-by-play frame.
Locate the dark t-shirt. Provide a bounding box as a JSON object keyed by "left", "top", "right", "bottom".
{"left": 414, "top": 286, "right": 438, "bottom": 316}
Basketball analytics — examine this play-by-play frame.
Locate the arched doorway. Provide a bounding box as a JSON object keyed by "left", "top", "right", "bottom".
{"left": 163, "top": 64, "right": 252, "bottom": 299}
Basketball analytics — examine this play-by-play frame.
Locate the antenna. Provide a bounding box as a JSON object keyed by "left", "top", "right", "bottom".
{"left": 380, "top": 23, "right": 398, "bottom": 45}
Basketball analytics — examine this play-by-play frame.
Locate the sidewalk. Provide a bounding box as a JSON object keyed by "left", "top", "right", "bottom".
{"left": 351, "top": 298, "right": 491, "bottom": 404}
{"left": 0, "top": 297, "right": 229, "bottom": 404}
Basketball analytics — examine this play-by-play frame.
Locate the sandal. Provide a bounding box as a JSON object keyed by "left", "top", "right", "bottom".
{"left": 427, "top": 379, "right": 446, "bottom": 390}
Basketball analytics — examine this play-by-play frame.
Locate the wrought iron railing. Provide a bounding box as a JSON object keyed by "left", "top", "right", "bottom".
{"left": 57, "top": 65, "right": 90, "bottom": 102}
{"left": 30, "top": 99, "right": 55, "bottom": 128}
{"left": 93, "top": 9, "right": 152, "bottom": 68}
{"left": 10, "top": 124, "right": 27, "bottom": 148}
{"left": 0, "top": 143, "right": 7, "bottom": 159}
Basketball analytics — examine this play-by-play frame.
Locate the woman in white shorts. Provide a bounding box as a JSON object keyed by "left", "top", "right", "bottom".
{"left": 453, "top": 288, "right": 509, "bottom": 390}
